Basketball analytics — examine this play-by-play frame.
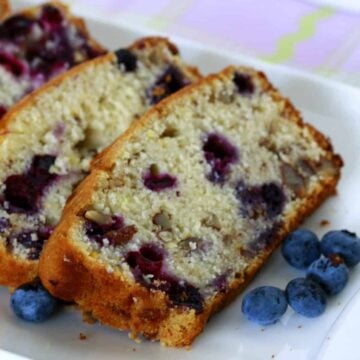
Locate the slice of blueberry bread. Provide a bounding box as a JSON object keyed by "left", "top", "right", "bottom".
{"left": 39, "top": 67, "right": 342, "bottom": 347}
{"left": 0, "top": 1, "right": 105, "bottom": 119}
{"left": 0, "top": 36, "right": 201, "bottom": 288}
{"left": 0, "top": 0, "right": 10, "bottom": 20}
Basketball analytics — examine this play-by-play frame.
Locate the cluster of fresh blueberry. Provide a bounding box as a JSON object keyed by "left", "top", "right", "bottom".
{"left": 242, "top": 229, "right": 360, "bottom": 325}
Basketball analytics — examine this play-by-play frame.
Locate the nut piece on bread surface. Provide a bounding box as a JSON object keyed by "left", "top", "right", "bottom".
{"left": 0, "top": 1, "right": 106, "bottom": 119}
{"left": 0, "top": 36, "right": 201, "bottom": 288}
{"left": 39, "top": 66, "right": 342, "bottom": 347}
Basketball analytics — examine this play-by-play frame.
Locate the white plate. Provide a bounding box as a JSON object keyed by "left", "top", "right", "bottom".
{"left": 2, "top": 2, "right": 360, "bottom": 359}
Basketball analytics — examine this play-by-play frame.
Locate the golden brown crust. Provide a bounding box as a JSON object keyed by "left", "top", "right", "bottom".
{"left": 0, "top": 0, "right": 10, "bottom": 20}
{"left": 40, "top": 67, "right": 342, "bottom": 347}
{"left": 0, "top": 37, "right": 201, "bottom": 288}
{"left": 0, "top": 244, "right": 38, "bottom": 289}
{"left": 129, "top": 36, "right": 202, "bottom": 80}
{"left": 130, "top": 36, "right": 180, "bottom": 55}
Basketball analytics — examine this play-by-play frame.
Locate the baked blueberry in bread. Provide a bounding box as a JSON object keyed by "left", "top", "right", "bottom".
{"left": 0, "top": 1, "right": 105, "bottom": 119}
{"left": 39, "top": 67, "right": 342, "bottom": 346}
{"left": 0, "top": 36, "right": 201, "bottom": 287}
{"left": 0, "top": 0, "right": 10, "bottom": 20}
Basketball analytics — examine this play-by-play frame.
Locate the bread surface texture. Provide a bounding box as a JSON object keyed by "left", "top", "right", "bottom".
{"left": 39, "top": 66, "right": 342, "bottom": 347}
{"left": 0, "top": 36, "right": 201, "bottom": 287}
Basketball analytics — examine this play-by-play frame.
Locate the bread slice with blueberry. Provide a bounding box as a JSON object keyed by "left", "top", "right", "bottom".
{"left": 0, "top": 1, "right": 105, "bottom": 119}
{"left": 39, "top": 66, "right": 342, "bottom": 346}
{"left": 0, "top": 36, "right": 201, "bottom": 288}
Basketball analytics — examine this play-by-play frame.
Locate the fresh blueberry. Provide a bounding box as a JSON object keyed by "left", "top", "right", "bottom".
{"left": 321, "top": 230, "right": 360, "bottom": 267}
{"left": 241, "top": 286, "right": 287, "bottom": 325}
{"left": 114, "top": 49, "right": 137, "bottom": 72}
{"left": 281, "top": 229, "right": 321, "bottom": 269}
{"left": 10, "top": 282, "right": 59, "bottom": 322}
{"left": 285, "top": 278, "right": 327, "bottom": 317}
{"left": 307, "top": 256, "right": 349, "bottom": 295}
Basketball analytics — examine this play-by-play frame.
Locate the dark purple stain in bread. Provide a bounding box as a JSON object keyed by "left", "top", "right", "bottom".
{"left": 245, "top": 223, "right": 282, "bottom": 256}
{"left": 4, "top": 155, "right": 57, "bottom": 213}
{"left": 126, "top": 244, "right": 204, "bottom": 313}
{"left": 147, "top": 65, "right": 189, "bottom": 104}
{"left": 85, "top": 215, "right": 138, "bottom": 247}
{"left": 212, "top": 273, "right": 228, "bottom": 293}
{"left": 0, "top": 105, "right": 6, "bottom": 117}
{"left": 167, "top": 282, "right": 203, "bottom": 313}
{"left": 203, "top": 133, "right": 239, "bottom": 184}
{"left": 235, "top": 181, "right": 285, "bottom": 219}
{"left": 126, "top": 243, "right": 164, "bottom": 276}
{"left": 0, "top": 217, "right": 9, "bottom": 233}
{"left": 143, "top": 169, "right": 177, "bottom": 192}
{"left": 233, "top": 72, "right": 254, "bottom": 95}
{"left": 115, "top": 49, "right": 137, "bottom": 72}
{"left": 39, "top": 4, "right": 64, "bottom": 30}
{"left": 7, "top": 226, "right": 54, "bottom": 260}
{"left": 0, "top": 51, "right": 27, "bottom": 77}
{"left": 261, "top": 183, "right": 286, "bottom": 218}
{"left": 0, "top": 15, "right": 34, "bottom": 39}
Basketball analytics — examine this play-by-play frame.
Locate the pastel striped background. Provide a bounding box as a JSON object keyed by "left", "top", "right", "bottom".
{"left": 50, "top": 0, "right": 360, "bottom": 86}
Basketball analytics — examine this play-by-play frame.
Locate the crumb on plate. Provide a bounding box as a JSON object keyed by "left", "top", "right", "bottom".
{"left": 320, "top": 219, "right": 330, "bottom": 227}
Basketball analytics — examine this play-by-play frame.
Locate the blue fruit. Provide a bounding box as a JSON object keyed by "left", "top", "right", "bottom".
{"left": 10, "top": 282, "right": 59, "bottom": 322}
{"left": 307, "top": 256, "right": 349, "bottom": 295}
{"left": 241, "top": 286, "right": 287, "bottom": 325}
{"left": 281, "top": 229, "right": 321, "bottom": 269}
{"left": 286, "top": 278, "right": 327, "bottom": 317}
{"left": 321, "top": 230, "right": 360, "bottom": 267}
